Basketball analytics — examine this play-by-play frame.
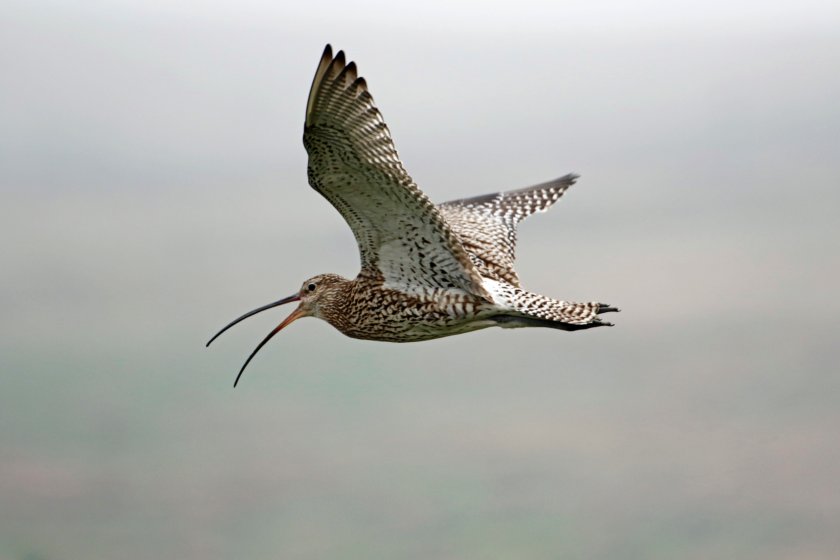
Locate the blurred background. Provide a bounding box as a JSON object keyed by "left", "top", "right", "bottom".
{"left": 2, "top": 1, "right": 839, "bottom": 558}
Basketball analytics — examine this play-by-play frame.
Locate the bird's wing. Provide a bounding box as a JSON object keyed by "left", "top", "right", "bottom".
{"left": 303, "top": 45, "right": 489, "bottom": 298}
{"left": 437, "top": 174, "right": 578, "bottom": 288}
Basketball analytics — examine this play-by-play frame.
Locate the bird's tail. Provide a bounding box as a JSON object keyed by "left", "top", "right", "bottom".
{"left": 491, "top": 286, "right": 619, "bottom": 331}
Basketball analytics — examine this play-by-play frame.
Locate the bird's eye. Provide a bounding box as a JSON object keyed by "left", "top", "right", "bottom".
{"left": 307, "top": 283, "right": 317, "bottom": 292}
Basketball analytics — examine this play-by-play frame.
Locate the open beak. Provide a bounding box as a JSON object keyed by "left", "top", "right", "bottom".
{"left": 205, "top": 293, "right": 305, "bottom": 387}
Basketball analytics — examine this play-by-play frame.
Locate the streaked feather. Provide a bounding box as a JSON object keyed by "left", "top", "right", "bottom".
{"left": 438, "top": 174, "right": 578, "bottom": 287}
{"left": 303, "top": 45, "right": 490, "bottom": 299}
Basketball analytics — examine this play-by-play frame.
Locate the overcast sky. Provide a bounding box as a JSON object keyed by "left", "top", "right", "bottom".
{"left": 2, "top": 1, "right": 839, "bottom": 559}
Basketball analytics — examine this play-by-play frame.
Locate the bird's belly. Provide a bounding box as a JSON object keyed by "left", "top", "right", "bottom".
{"left": 337, "top": 298, "right": 496, "bottom": 342}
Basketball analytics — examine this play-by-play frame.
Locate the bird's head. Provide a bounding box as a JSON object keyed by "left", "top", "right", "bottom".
{"left": 295, "top": 273, "right": 348, "bottom": 318}
{"left": 206, "top": 273, "right": 348, "bottom": 386}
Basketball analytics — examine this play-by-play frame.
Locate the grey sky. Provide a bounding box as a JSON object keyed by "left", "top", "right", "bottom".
{"left": 2, "top": 1, "right": 839, "bottom": 559}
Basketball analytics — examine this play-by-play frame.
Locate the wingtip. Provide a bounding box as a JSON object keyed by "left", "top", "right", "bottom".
{"left": 336, "top": 61, "right": 358, "bottom": 87}
{"left": 307, "top": 44, "right": 340, "bottom": 126}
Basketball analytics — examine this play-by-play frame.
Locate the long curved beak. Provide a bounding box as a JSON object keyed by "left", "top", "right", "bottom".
{"left": 232, "top": 305, "right": 306, "bottom": 387}
{"left": 206, "top": 294, "right": 300, "bottom": 348}
{"left": 206, "top": 293, "right": 306, "bottom": 387}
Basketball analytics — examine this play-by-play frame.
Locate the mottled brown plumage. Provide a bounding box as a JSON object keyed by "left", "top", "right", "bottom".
{"left": 207, "top": 45, "right": 619, "bottom": 386}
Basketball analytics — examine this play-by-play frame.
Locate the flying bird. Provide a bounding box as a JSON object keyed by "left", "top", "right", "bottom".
{"left": 208, "top": 45, "right": 619, "bottom": 386}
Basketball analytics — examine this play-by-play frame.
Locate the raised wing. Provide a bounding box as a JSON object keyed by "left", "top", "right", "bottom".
{"left": 438, "top": 174, "right": 578, "bottom": 287}
{"left": 303, "top": 45, "right": 489, "bottom": 298}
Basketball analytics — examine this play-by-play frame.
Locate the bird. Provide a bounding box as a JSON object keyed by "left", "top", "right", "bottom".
{"left": 207, "top": 44, "right": 619, "bottom": 386}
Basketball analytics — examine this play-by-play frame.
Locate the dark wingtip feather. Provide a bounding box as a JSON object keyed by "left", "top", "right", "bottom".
{"left": 335, "top": 61, "right": 358, "bottom": 87}
{"left": 345, "top": 61, "right": 357, "bottom": 80}
{"left": 322, "top": 50, "right": 347, "bottom": 85}
{"left": 307, "top": 44, "right": 337, "bottom": 125}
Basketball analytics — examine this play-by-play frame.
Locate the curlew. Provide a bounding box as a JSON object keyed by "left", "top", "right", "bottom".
{"left": 208, "top": 45, "right": 619, "bottom": 386}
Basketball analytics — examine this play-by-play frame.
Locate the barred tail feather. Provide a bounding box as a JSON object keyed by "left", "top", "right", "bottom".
{"left": 489, "top": 284, "right": 619, "bottom": 331}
